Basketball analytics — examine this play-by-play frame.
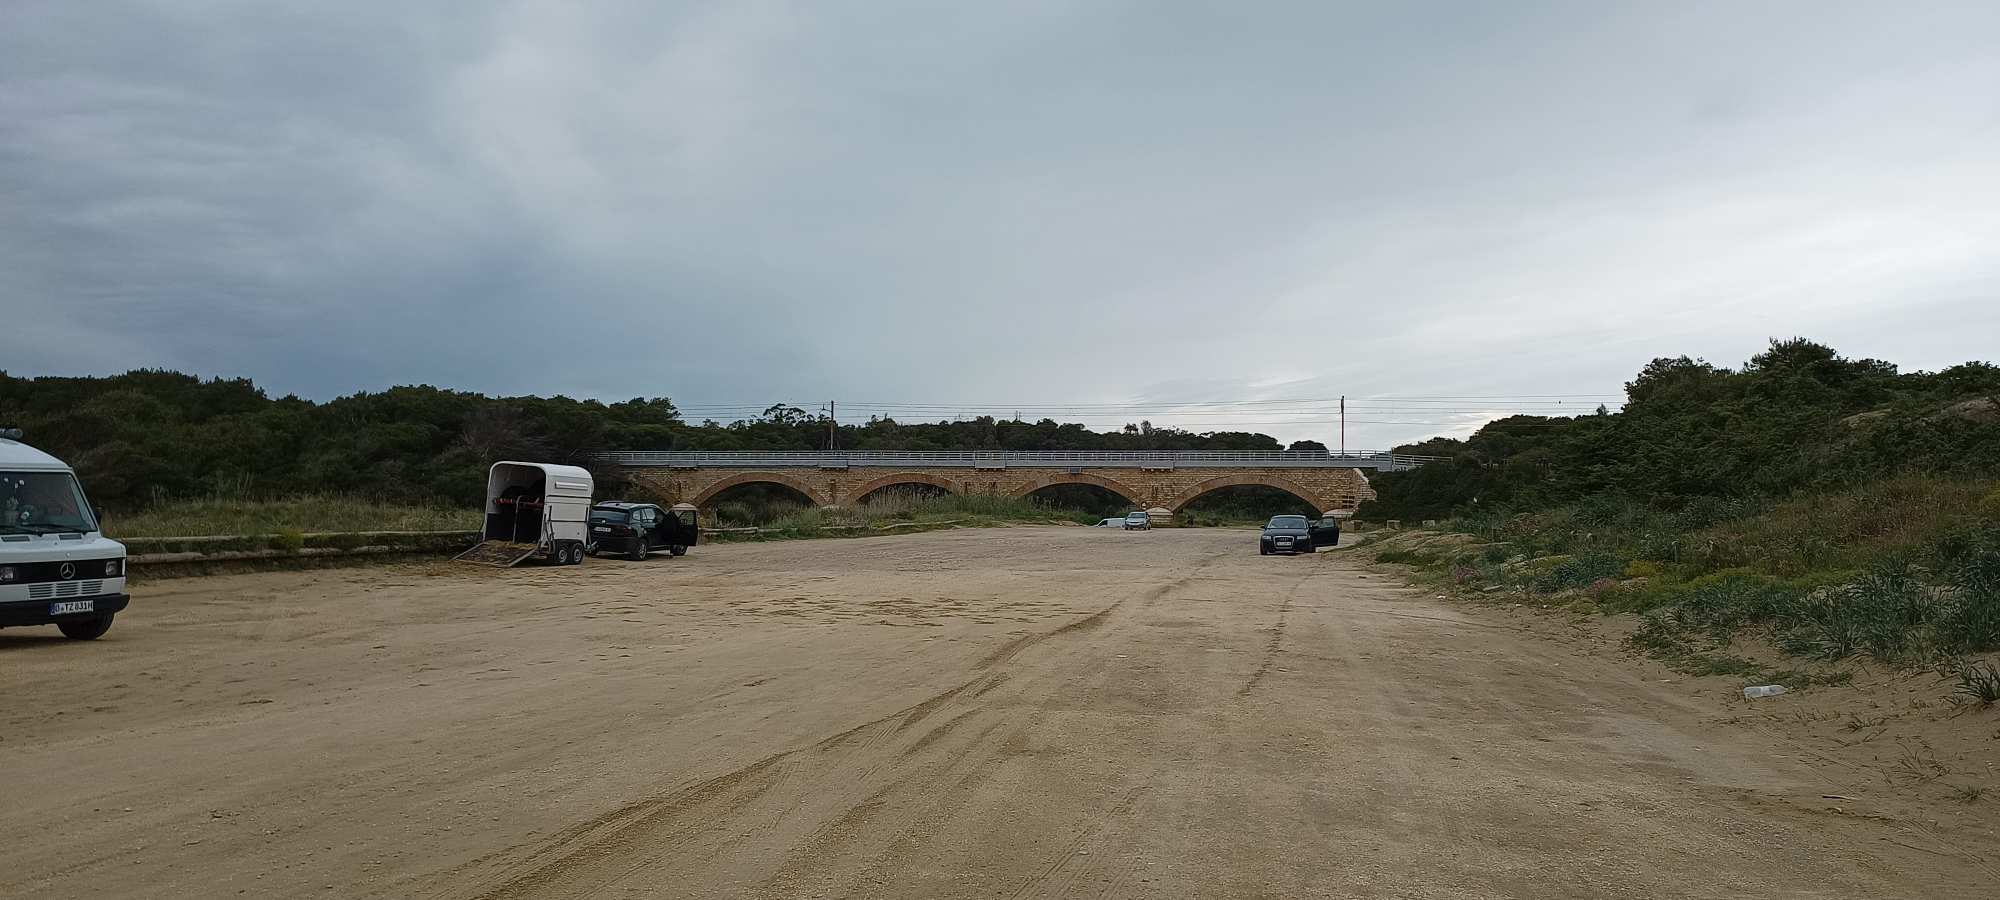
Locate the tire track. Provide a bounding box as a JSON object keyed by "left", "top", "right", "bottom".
{"left": 977, "top": 547, "right": 1231, "bottom": 670}
{"left": 1003, "top": 790, "right": 1141, "bottom": 900}
{"left": 450, "top": 594, "right": 1133, "bottom": 898}
{"left": 1237, "top": 576, "right": 1310, "bottom": 698}
{"left": 451, "top": 544, "right": 1232, "bottom": 899}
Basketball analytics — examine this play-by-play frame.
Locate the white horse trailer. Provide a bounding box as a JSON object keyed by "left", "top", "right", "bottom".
{"left": 455, "top": 461, "right": 594, "bottom": 567}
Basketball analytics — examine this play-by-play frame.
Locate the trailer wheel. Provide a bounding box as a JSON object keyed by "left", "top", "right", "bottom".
{"left": 565, "top": 543, "right": 584, "bottom": 565}
{"left": 669, "top": 545, "right": 687, "bottom": 557}
{"left": 58, "top": 615, "right": 114, "bottom": 640}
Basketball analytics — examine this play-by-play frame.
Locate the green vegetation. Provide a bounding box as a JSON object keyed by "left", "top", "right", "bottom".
{"left": 105, "top": 494, "right": 479, "bottom": 538}
{"left": 1, "top": 370, "right": 1292, "bottom": 511}
{"left": 1359, "top": 339, "right": 2000, "bottom": 687}
{"left": 1373, "top": 476, "right": 2000, "bottom": 678}
{"left": 1365, "top": 338, "right": 2000, "bottom": 523}
{"left": 708, "top": 492, "right": 1099, "bottom": 540}
{"left": 1176, "top": 485, "right": 1320, "bottom": 527}
{"left": 1955, "top": 661, "right": 2000, "bottom": 707}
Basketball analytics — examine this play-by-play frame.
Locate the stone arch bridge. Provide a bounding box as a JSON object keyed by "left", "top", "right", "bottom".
{"left": 603, "top": 451, "right": 1433, "bottom": 518}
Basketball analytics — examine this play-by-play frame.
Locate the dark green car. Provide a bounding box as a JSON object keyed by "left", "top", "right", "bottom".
{"left": 586, "top": 502, "right": 699, "bottom": 561}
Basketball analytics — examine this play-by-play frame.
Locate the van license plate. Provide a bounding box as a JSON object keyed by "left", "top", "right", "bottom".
{"left": 50, "top": 600, "right": 95, "bottom": 615}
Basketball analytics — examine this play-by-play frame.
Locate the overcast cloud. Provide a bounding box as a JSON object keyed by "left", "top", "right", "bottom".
{"left": 3, "top": 1, "right": 1997, "bottom": 448}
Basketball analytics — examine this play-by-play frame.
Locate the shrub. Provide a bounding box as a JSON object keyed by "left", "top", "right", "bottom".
{"left": 1623, "top": 560, "right": 1664, "bottom": 579}
{"left": 1953, "top": 660, "right": 2000, "bottom": 707}
{"left": 1673, "top": 495, "right": 1759, "bottom": 531}
{"left": 1929, "top": 525, "right": 2000, "bottom": 653}
{"left": 1775, "top": 562, "right": 1937, "bottom": 662}
{"left": 1628, "top": 614, "right": 1688, "bottom": 654}
{"left": 1532, "top": 552, "right": 1624, "bottom": 593}
{"left": 1376, "top": 548, "right": 1435, "bottom": 566}
{"left": 271, "top": 528, "right": 306, "bottom": 554}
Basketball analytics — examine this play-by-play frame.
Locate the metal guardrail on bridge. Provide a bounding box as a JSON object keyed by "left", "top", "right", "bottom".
{"left": 599, "top": 450, "right": 1447, "bottom": 471}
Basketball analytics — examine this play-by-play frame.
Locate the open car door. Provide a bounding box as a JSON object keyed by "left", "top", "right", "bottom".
{"left": 662, "top": 505, "right": 700, "bottom": 554}
{"left": 1309, "top": 515, "right": 1341, "bottom": 548}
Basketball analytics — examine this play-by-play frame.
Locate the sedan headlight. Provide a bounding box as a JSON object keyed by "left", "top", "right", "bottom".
{"left": 103, "top": 558, "right": 123, "bottom": 577}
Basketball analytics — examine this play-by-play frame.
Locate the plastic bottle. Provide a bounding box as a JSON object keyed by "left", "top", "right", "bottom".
{"left": 1742, "top": 685, "right": 1788, "bottom": 699}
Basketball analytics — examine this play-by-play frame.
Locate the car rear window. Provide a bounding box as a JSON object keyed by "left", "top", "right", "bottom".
{"left": 590, "top": 508, "right": 630, "bottom": 523}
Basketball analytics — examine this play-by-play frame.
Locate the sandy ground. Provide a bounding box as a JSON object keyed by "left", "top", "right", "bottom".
{"left": 2, "top": 527, "right": 1995, "bottom": 899}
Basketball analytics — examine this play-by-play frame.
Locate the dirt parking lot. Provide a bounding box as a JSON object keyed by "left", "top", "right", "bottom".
{"left": 2, "top": 527, "right": 1992, "bottom": 898}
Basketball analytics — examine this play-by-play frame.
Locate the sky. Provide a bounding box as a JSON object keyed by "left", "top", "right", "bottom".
{"left": 3, "top": 1, "right": 1997, "bottom": 450}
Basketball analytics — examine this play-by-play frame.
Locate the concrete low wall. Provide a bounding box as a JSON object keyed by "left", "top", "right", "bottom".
{"left": 118, "top": 519, "right": 985, "bottom": 572}
{"left": 123, "top": 530, "right": 482, "bottom": 570}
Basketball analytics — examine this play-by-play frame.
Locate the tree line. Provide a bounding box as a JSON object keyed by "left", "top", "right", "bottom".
{"left": 0, "top": 370, "right": 1309, "bottom": 510}
{"left": 1364, "top": 338, "right": 2000, "bottom": 521}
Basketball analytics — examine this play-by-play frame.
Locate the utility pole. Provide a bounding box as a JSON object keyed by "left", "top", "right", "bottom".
{"left": 1339, "top": 395, "right": 1346, "bottom": 457}
{"left": 827, "top": 400, "right": 836, "bottom": 451}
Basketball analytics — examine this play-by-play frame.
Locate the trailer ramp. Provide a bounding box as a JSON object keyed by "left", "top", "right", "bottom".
{"left": 454, "top": 540, "right": 540, "bottom": 568}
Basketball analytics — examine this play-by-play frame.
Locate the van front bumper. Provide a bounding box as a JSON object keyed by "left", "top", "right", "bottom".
{"left": 0, "top": 593, "right": 130, "bottom": 628}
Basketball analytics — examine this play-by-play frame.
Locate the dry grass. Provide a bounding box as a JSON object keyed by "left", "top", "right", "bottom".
{"left": 745, "top": 493, "right": 1097, "bottom": 535}
{"left": 1693, "top": 474, "right": 1995, "bottom": 577}
{"left": 107, "top": 494, "right": 478, "bottom": 538}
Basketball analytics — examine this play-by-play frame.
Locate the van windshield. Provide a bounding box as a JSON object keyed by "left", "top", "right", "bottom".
{"left": 1, "top": 471, "right": 99, "bottom": 534}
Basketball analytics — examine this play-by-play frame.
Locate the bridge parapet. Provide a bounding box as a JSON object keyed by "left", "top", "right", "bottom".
{"left": 607, "top": 451, "right": 1434, "bottom": 517}
{"left": 601, "top": 450, "right": 1439, "bottom": 471}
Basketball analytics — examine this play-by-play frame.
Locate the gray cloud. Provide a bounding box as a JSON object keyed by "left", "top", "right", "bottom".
{"left": 4, "top": 1, "right": 1997, "bottom": 448}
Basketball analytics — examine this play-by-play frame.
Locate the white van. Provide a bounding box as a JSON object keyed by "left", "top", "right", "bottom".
{"left": 0, "top": 429, "right": 129, "bottom": 639}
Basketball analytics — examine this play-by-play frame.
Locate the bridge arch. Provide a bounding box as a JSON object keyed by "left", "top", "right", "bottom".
{"left": 1009, "top": 472, "right": 1143, "bottom": 507}
{"left": 845, "top": 472, "right": 964, "bottom": 506}
{"left": 692, "top": 471, "right": 832, "bottom": 508}
{"left": 1164, "top": 474, "right": 1332, "bottom": 515}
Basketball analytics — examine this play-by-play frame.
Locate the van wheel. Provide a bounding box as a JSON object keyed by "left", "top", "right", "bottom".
{"left": 669, "top": 545, "right": 687, "bottom": 557}
{"left": 629, "top": 534, "right": 648, "bottom": 561}
{"left": 58, "top": 615, "right": 113, "bottom": 640}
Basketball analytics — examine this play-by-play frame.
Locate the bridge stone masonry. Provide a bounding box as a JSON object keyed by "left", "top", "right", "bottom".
{"left": 602, "top": 451, "right": 1437, "bottom": 519}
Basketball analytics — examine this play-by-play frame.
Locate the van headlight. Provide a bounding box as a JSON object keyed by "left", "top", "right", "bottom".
{"left": 104, "top": 558, "right": 124, "bottom": 577}
{"left": 0, "top": 566, "right": 15, "bottom": 582}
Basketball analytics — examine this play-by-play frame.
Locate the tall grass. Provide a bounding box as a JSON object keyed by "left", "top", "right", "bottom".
{"left": 738, "top": 492, "right": 1099, "bottom": 535}
{"left": 1692, "top": 475, "right": 1995, "bottom": 576}
{"left": 707, "top": 487, "right": 1102, "bottom": 531}
{"left": 1389, "top": 474, "right": 2000, "bottom": 671}
{"left": 107, "top": 494, "right": 479, "bottom": 538}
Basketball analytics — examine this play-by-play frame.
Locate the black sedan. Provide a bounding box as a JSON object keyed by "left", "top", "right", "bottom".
{"left": 1259, "top": 514, "right": 1339, "bottom": 555}
{"left": 587, "top": 502, "right": 699, "bottom": 561}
